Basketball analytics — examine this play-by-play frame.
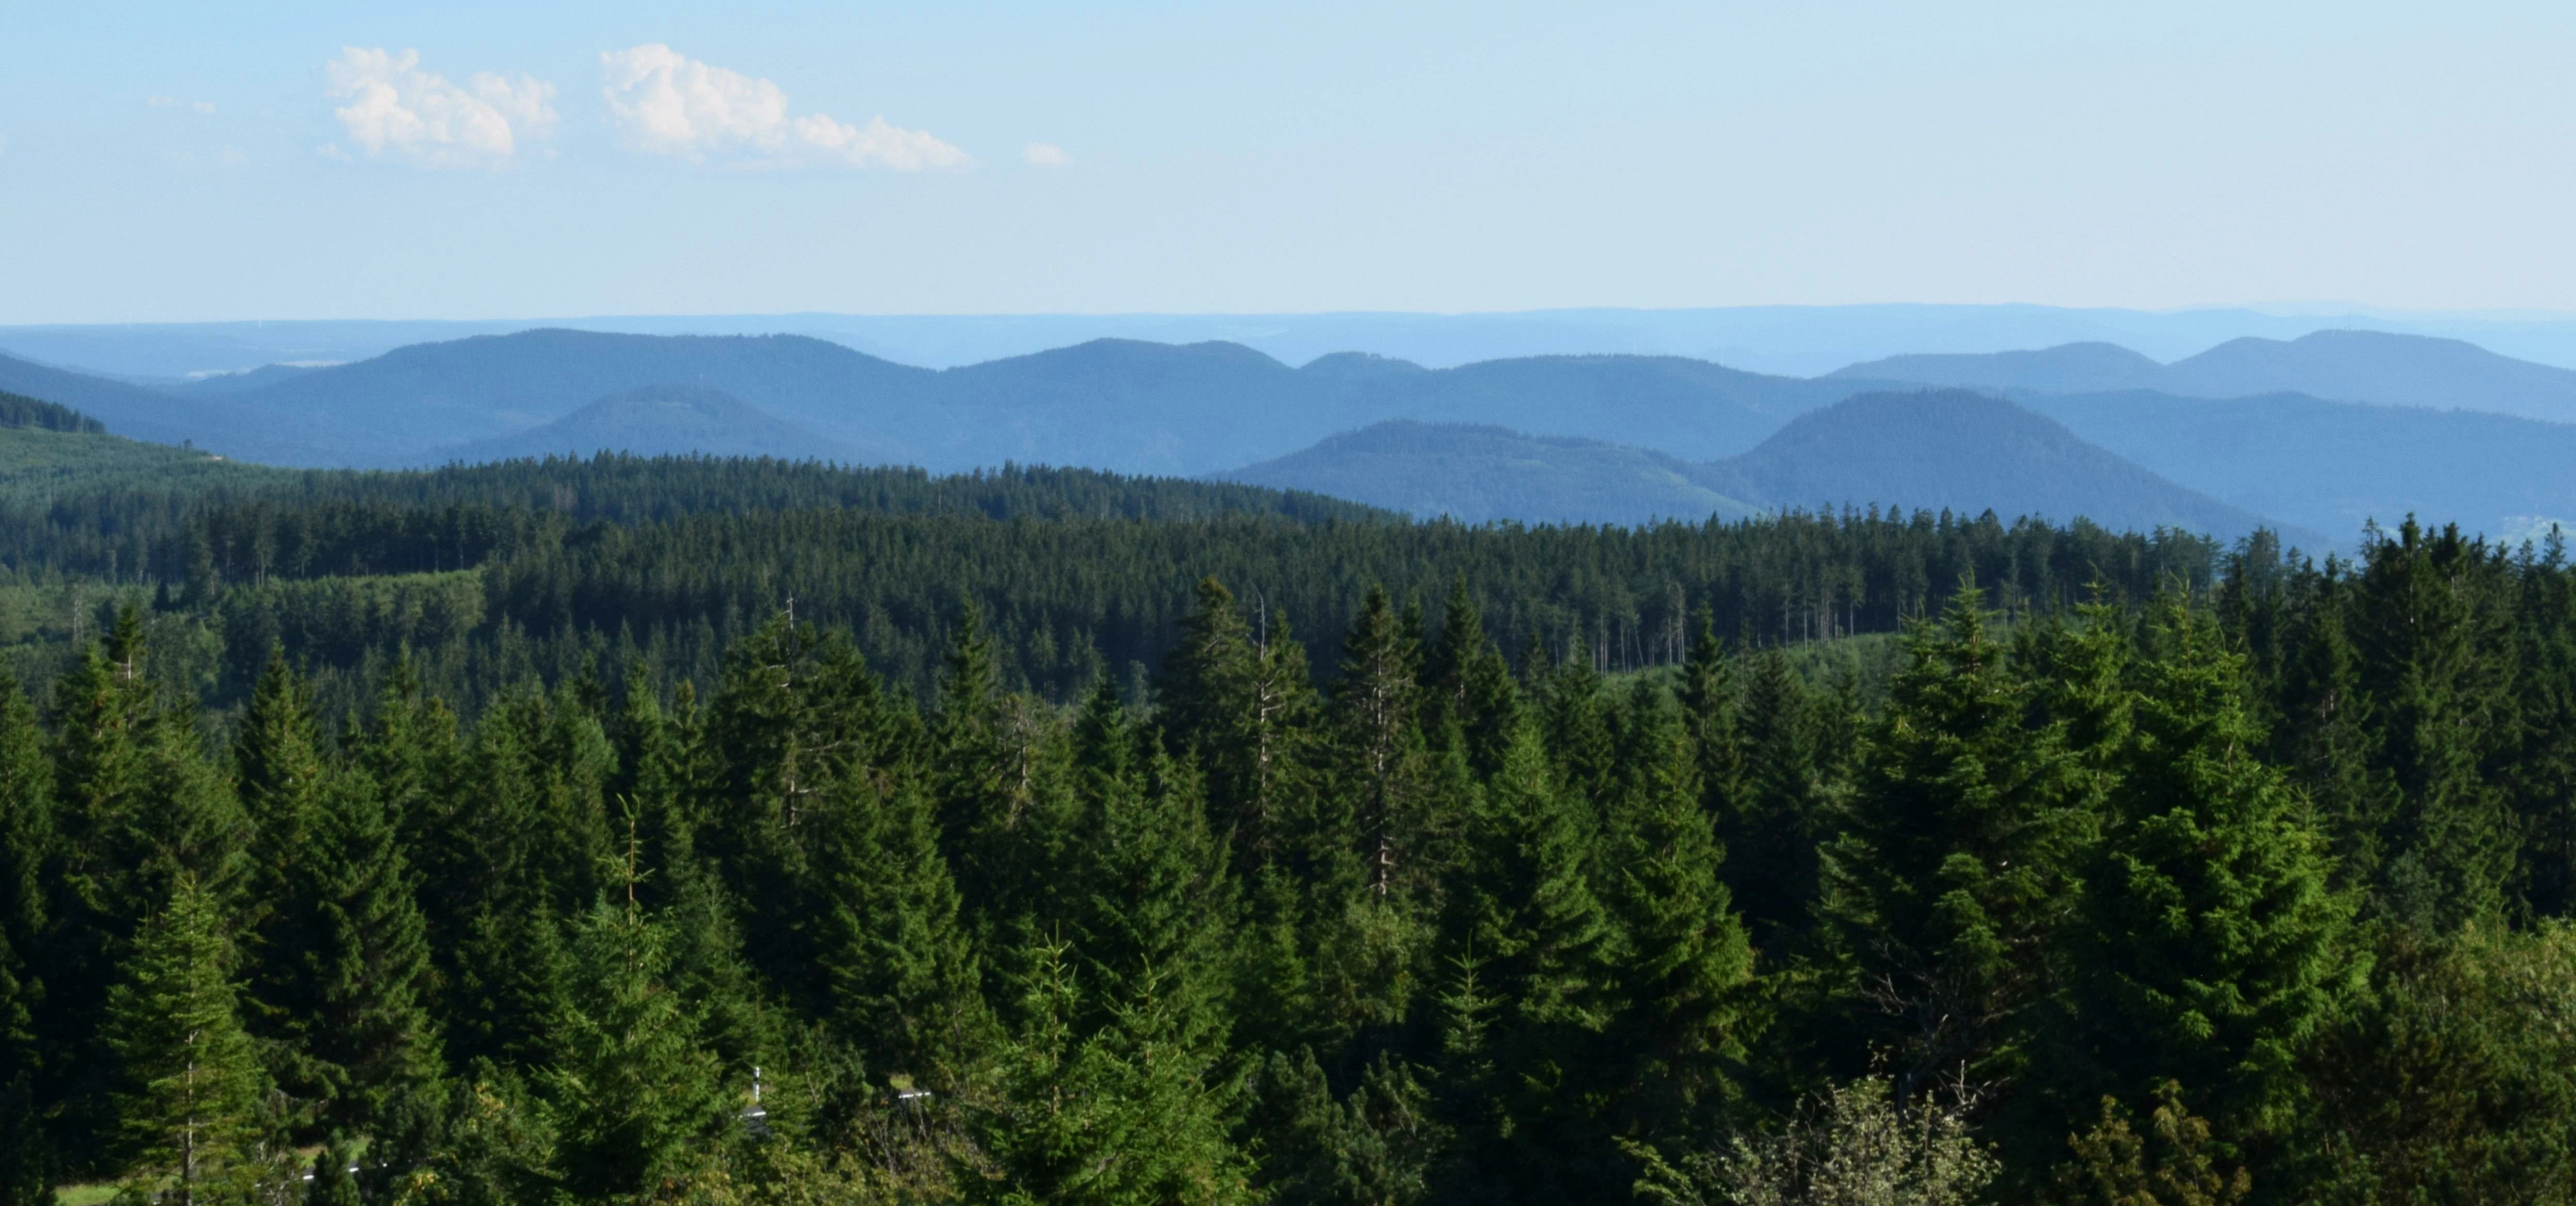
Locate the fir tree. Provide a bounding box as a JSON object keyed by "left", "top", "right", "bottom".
{"left": 1819, "top": 587, "right": 2089, "bottom": 1098}
{"left": 2348, "top": 519, "right": 2520, "bottom": 930}
{"left": 1729, "top": 647, "right": 1821, "bottom": 958}
{"left": 816, "top": 766, "right": 989, "bottom": 1085}
{"left": 539, "top": 889, "right": 733, "bottom": 1201}
{"left": 1602, "top": 687, "right": 1755, "bottom": 1143}
{"left": 2051, "top": 604, "right": 2354, "bottom": 1155}
{"left": 257, "top": 770, "right": 442, "bottom": 1135}
{"left": 0, "top": 671, "right": 49, "bottom": 1206}
{"left": 103, "top": 875, "right": 270, "bottom": 1206}
{"left": 1436, "top": 720, "right": 1620, "bottom": 1202}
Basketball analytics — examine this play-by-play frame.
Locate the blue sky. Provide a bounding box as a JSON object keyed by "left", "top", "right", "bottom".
{"left": 3, "top": 1, "right": 2571, "bottom": 323}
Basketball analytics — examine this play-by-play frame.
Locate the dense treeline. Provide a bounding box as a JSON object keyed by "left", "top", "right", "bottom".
{"left": 0, "top": 453, "right": 1380, "bottom": 582}
{"left": 4, "top": 464, "right": 2219, "bottom": 723}
{"left": 5, "top": 508, "right": 2576, "bottom": 1204}
{"left": 0, "top": 393, "right": 101, "bottom": 436}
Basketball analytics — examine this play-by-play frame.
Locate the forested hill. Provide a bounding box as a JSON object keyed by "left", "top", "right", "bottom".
{"left": 0, "top": 330, "right": 1899, "bottom": 472}
{"left": 1837, "top": 328, "right": 2576, "bottom": 422}
{"left": 4, "top": 506, "right": 2574, "bottom": 1202}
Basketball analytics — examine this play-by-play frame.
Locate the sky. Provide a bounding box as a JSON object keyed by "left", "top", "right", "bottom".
{"left": 3, "top": 1, "right": 2573, "bottom": 324}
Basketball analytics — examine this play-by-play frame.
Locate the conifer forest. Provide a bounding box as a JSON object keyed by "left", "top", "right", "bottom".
{"left": 4, "top": 455, "right": 2575, "bottom": 1205}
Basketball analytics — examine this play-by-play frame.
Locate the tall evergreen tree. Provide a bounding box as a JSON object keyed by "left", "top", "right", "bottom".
{"left": 0, "top": 671, "right": 50, "bottom": 1206}
{"left": 256, "top": 768, "right": 442, "bottom": 1135}
{"left": 45, "top": 608, "right": 246, "bottom": 1172}
{"left": 1601, "top": 687, "right": 1754, "bottom": 1146}
{"left": 701, "top": 615, "right": 913, "bottom": 1011}
{"left": 2046, "top": 603, "right": 2354, "bottom": 1170}
{"left": 1729, "top": 647, "right": 1821, "bottom": 958}
{"left": 102, "top": 875, "right": 270, "bottom": 1206}
{"left": 816, "top": 766, "right": 990, "bottom": 1085}
{"left": 2272, "top": 562, "right": 2392, "bottom": 899}
{"left": 2347, "top": 519, "right": 2520, "bottom": 929}
{"left": 1435, "top": 720, "right": 1620, "bottom": 1203}
{"left": 538, "top": 890, "right": 733, "bottom": 1201}
{"left": 1819, "top": 587, "right": 2089, "bottom": 1098}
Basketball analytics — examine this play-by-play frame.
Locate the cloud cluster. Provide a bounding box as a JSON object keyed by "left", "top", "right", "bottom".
{"left": 324, "top": 47, "right": 556, "bottom": 168}
{"left": 598, "top": 44, "right": 968, "bottom": 170}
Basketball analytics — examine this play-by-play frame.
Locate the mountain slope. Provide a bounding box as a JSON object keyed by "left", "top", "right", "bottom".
{"left": 1827, "top": 342, "right": 2167, "bottom": 395}
{"left": 1222, "top": 421, "right": 1757, "bottom": 525}
{"left": 1840, "top": 329, "right": 2576, "bottom": 424}
{"left": 2020, "top": 390, "right": 2576, "bottom": 545}
{"left": 0, "top": 350, "right": 236, "bottom": 448}
{"left": 1697, "top": 390, "right": 2303, "bottom": 544}
{"left": 2163, "top": 329, "right": 2576, "bottom": 422}
{"left": 437, "top": 385, "right": 864, "bottom": 464}
{"left": 219, "top": 328, "right": 939, "bottom": 465}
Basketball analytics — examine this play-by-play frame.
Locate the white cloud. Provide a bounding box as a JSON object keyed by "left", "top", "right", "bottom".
{"left": 1022, "top": 142, "right": 1068, "bottom": 167}
{"left": 599, "top": 44, "right": 967, "bottom": 170}
{"left": 324, "top": 47, "right": 556, "bottom": 168}
{"left": 193, "top": 100, "right": 217, "bottom": 115}
{"left": 147, "top": 94, "right": 178, "bottom": 108}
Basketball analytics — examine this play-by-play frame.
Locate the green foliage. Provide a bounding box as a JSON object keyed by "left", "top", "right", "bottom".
{"left": 2303, "top": 923, "right": 2576, "bottom": 1202}
{"left": 2048, "top": 603, "right": 2355, "bottom": 1152}
{"left": 1629, "top": 1077, "right": 1999, "bottom": 1206}
{"left": 2049, "top": 1082, "right": 2249, "bottom": 1206}
{"left": 963, "top": 939, "right": 1253, "bottom": 1206}
{"left": 1820, "top": 588, "right": 2088, "bottom": 1096}
{"left": 101, "top": 875, "right": 271, "bottom": 1205}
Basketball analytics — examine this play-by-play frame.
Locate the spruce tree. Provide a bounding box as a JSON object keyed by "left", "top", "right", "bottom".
{"left": 0, "top": 670, "right": 49, "bottom": 1206}
{"left": 1423, "top": 577, "right": 1519, "bottom": 782}
{"left": 235, "top": 644, "right": 328, "bottom": 935}
{"left": 46, "top": 608, "right": 246, "bottom": 1171}
{"left": 103, "top": 875, "right": 269, "bottom": 1206}
{"left": 816, "top": 766, "right": 989, "bottom": 1085}
{"left": 1818, "top": 587, "right": 2088, "bottom": 1098}
{"left": 2347, "top": 520, "right": 2520, "bottom": 930}
{"left": 1729, "top": 647, "right": 1822, "bottom": 958}
{"left": 1601, "top": 687, "right": 1754, "bottom": 1143}
{"left": 1332, "top": 586, "right": 1428, "bottom": 903}
{"left": 1062, "top": 681, "right": 1237, "bottom": 1050}
{"left": 258, "top": 769, "right": 441, "bottom": 1135}
{"left": 2274, "top": 562, "right": 2395, "bottom": 901}
{"left": 539, "top": 890, "right": 733, "bottom": 1201}
{"left": 1436, "top": 719, "right": 1620, "bottom": 1202}
{"left": 965, "top": 938, "right": 1254, "bottom": 1205}
{"left": 2050, "top": 604, "right": 2354, "bottom": 1155}
{"left": 701, "top": 615, "right": 912, "bottom": 1011}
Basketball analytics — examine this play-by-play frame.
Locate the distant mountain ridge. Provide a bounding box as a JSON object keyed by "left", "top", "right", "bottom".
{"left": 1219, "top": 392, "right": 2307, "bottom": 545}
{"left": 440, "top": 385, "right": 866, "bottom": 464}
{"left": 1223, "top": 422, "right": 1758, "bottom": 525}
{"left": 0, "top": 329, "right": 1907, "bottom": 475}
{"left": 5, "top": 324, "right": 2576, "bottom": 544}
{"left": 1837, "top": 329, "right": 2576, "bottom": 423}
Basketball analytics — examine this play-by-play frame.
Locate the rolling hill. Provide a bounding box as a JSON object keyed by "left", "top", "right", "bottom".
{"left": 1695, "top": 390, "right": 2303, "bottom": 545}
{"left": 1837, "top": 329, "right": 2576, "bottom": 423}
{"left": 1221, "top": 392, "right": 2308, "bottom": 544}
{"left": 2020, "top": 390, "right": 2576, "bottom": 544}
{"left": 1222, "top": 422, "right": 1758, "bottom": 525}
{"left": 437, "top": 385, "right": 866, "bottom": 464}
{"left": 0, "top": 330, "right": 1905, "bottom": 474}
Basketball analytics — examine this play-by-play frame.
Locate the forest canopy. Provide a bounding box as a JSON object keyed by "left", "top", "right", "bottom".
{"left": 0, "top": 453, "right": 2566, "bottom": 1204}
